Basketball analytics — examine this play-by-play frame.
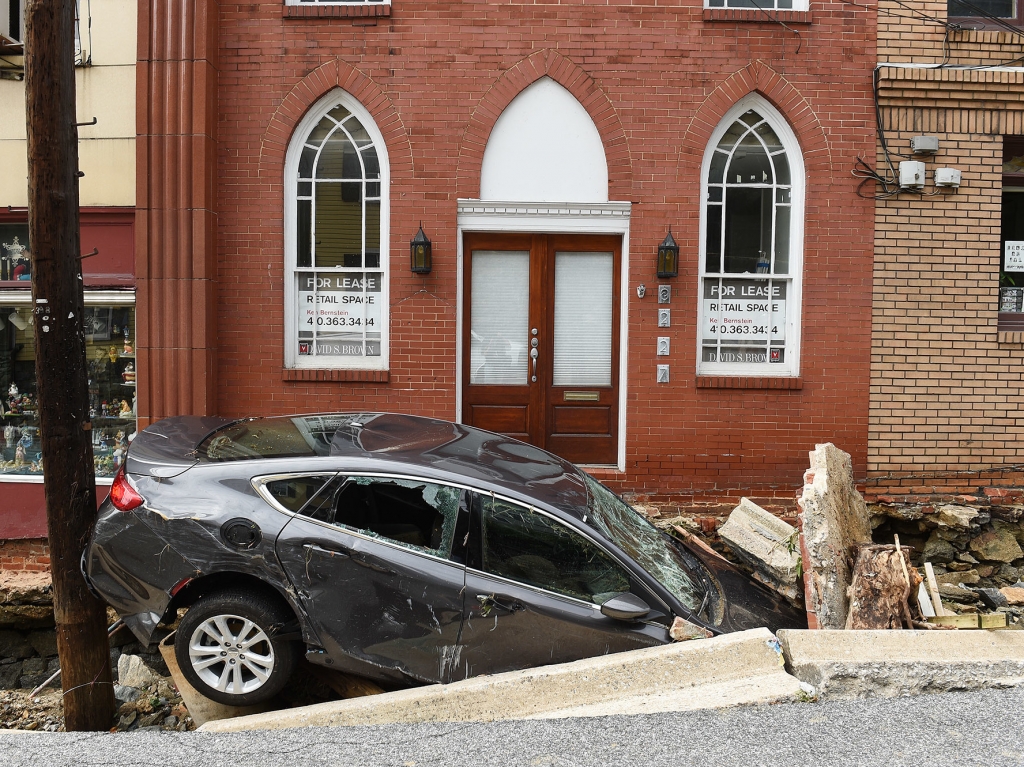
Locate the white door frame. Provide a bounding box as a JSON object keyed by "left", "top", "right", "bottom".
{"left": 455, "top": 199, "right": 632, "bottom": 471}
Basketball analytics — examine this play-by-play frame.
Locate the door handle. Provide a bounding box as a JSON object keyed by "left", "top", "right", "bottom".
{"left": 350, "top": 552, "right": 398, "bottom": 576}
{"left": 530, "top": 348, "right": 538, "bottom": 383}
{"left": 303, "top": 542, "right": 350, "bottom": 559}
{"left": 476, "top": 593, "right": 525, "bottom": 615}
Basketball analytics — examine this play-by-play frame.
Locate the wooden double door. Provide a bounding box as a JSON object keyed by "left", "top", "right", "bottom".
{"left": 462, "top": 233, "right": 621, "bottom": 465}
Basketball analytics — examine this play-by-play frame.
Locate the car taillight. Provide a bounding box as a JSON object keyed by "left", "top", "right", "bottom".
{"left": 110, "top": 464, "right": 144, "bottom": 511}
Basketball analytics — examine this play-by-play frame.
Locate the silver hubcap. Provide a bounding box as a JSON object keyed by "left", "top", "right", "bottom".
{"left": 188, "top": 614, "right": 275, "bottom": 695}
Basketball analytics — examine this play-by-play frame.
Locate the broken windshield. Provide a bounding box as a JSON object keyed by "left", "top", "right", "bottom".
{"left": 583, "top": 474, "right": 703, "bottom": 612}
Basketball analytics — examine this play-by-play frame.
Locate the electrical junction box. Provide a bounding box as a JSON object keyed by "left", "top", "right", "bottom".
{"left": 911, "top": 135, "right": 939, "bottom": 154}
{"left": 934, "top": 167, "right": 962, "bottom": 188}
{"left": 899, "top": 161, "right": 926, "bottom": 189}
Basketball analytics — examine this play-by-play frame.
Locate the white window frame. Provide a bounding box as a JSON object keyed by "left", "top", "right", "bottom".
{"left": 704, "top": 0, "right": 809, "bottom": 10}
{"left": 285, "top": 0, "right": 389, "bottom": 6}
{"left": 697, "top": 94, "right": 804, "bottom": 377}
{"left": 283, "top": 88, "right": 390, "bottom": 371}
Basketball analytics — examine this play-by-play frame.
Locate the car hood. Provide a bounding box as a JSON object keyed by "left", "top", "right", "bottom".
{"left": 676, "top": 536, "right": 807, "bottom": 633}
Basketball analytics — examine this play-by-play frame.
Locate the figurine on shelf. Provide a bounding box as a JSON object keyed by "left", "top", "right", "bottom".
{"left": 4, "top": 425, "right": 16, "bottom": 447}
{"left": 8, "top": 383, "right": 17, "bottom": 400}
{"left": 18, "top": 431, "right": 32, "bottom": 449}
{"left": 108, "top": 346, "right": 119, "bottom": 363}
{"left": 123, "top": 327, "right": 133, "bottom": 355}
{"left": 14, "top": 442, "right": 26, "bottom": 467}
{"left": 122, "top": 363, "right": 136, "bottom": 383}
{"left": 119, "top": 399, "right": 131, "bottom": 416}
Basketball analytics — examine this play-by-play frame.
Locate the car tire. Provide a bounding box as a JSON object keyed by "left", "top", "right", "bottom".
{"left": 174, "top": 588, "right": 298, "bottom": 707}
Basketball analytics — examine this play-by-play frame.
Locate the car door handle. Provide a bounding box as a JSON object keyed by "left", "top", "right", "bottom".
{"left": 350, "top": 552, "right": 397, "bottom": 576}
{"left": 476, "top": 594, "right": 525, "bottom": 614}
{"left": 303, "top": 542, "right": 350, "bottom": 559}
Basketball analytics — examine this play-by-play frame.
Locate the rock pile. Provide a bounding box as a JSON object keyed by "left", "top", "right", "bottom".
{"left": 0, "top": 571, "right": 57, "bottom": 690}
{"left": 871, "top": 502, "right": 1024, "bottom": 620}
{"left": 112, "top": 654, "right": 192, "bottom": 732}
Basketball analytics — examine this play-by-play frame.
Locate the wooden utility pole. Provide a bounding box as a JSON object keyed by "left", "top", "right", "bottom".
{"left": 24, "top": 0, "right": 114, "bottom": 731}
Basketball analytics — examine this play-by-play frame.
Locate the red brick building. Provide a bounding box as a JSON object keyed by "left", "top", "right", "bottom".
{"left": 2, "top": 0, "right": 878, "bottom": 559}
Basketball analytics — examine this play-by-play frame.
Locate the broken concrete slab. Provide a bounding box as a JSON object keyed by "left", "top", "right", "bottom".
{"left": 798, "top": 443, "right": 873, "bottom": 629}
{"left": 719, "top": 498, "right": 801, "bottom": 606}
{"left": 199, "top": 628, "right": 806, "bottom": 731}
{"left": 778, "top": 629, "right": 1024, "bottom": 699}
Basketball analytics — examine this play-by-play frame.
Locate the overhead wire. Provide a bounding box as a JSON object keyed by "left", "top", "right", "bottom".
{"left": 849, "top": 0, "right": 1022, "bottom": 197}
{"left": 744, "top": 0, "right": 803, "bottom": 54}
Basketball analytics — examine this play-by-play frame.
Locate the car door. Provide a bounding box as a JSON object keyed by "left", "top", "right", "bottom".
{"left": 453, "top": 492, "right": 669, "bottom": 680}
{"left": 274, "top": 473, "right": 469, "bottom": 684}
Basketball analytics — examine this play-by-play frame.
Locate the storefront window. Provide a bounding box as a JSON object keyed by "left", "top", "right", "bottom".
{"left": 698, "top": 97, "right": 803, "bottom": 376}
{"left": 0, "top": 296, "right": 136, "bottom": 478}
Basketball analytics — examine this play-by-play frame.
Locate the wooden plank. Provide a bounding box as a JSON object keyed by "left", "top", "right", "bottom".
{"left": 927, "top": 614, "right": 979, "bottom": 629}
{"left": 924, "top": 562, "right": 947, "bottom": 617}
{"left": 979, "top": 613, "right": 1008, "bottom": 629}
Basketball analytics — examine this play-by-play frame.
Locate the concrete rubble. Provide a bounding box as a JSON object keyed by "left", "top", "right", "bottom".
{"left": 797, "top": 443, "right": 873, "bottom": 629}
{"left": 719, "top": 497, "right": 802, "bottom": 606}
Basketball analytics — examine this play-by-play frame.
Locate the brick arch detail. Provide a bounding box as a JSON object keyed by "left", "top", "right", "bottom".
{"left": 456, "top": 49, "right": 632, "bottom": 200}
{"left": 258, "top": 59, "right": 413, "bottom": 181}
{"left": 679, "top": 61, "right": 833, "bottom": 184}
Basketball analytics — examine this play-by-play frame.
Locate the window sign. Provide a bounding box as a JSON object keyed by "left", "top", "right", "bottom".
{"left": 297, "top": 271, "right": 383, "bottom": 357}
{"left": 1005, "top": 241, "right": 1024, "bottom": 272}
{"left": 701, "top": 279, "right": 787, "bottom": 363}
{"left": 0, "top": 226, "right": 31, "bottom": 282}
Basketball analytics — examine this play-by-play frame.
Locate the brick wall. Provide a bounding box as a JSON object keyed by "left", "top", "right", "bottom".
{"left": 135, "top": 0, "right": 877, "bottom": 507}
{"left": 870, "top": 0, "right": 1024, "bottom": 499}
{"left": 0, "top": 539, "right": 50, "bottom": 572}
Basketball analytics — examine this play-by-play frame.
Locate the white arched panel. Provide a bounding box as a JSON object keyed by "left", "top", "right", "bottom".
{"left": 480, "top": 77, "right": 608, "bottom": 203}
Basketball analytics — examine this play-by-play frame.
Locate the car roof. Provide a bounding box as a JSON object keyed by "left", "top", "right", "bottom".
{"left": 131, "top": 412, "right": 592, "bottom": 518}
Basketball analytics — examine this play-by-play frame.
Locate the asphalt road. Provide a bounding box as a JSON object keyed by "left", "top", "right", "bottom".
{"left": 1, "top": 686, "right": 1021, "bottom": 767}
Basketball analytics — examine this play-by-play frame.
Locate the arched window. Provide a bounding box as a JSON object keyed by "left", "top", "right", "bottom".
{"left": 284, "top": 90, "right": 389, "bottom": 370}
{"left": 698, "top": 96, "right": 803, "bottom": 376}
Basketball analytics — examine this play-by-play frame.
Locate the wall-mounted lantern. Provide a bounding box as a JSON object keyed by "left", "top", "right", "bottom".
{"left": 656, "top": 228, "right": 679, "bottom": 279}
{"left": 410, "top": 223, "right": 432, "bottom": 274}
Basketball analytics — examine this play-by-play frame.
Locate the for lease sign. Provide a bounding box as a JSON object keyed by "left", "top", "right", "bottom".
{"left": 702, "top": 278, "right": 787, "bottom": 343}
{"left": 297, "top": 272, "right": 382, "bottom": 356}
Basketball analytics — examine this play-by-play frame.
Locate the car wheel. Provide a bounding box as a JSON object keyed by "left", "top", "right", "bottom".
{"left": 174, "top": 588, "right": 298, "bottom": 706}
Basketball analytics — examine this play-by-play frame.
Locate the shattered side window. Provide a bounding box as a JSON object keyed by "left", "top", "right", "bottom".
{"left": 477, "top": 495, "right": 630, "bottom": 605}
{"left": 583, "top": 475, "right": 702, "bottom": 611}
{"left": 332, "top": 477, "right": 461, "bottom": 558}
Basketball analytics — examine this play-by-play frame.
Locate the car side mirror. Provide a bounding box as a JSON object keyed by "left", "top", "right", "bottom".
{"left": 600, "top": 592, "right": 650, "bottom": 621}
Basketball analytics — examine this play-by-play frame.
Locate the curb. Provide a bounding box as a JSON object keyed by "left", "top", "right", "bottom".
{"left": 778, "top": 628, "right": 1024, "bottom": 699}
{"left": 200, "top": 627, "right": 804, "bottom": 731}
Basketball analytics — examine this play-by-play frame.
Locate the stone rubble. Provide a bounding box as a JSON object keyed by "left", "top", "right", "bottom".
{"left": 871, "top": 497, "right": 1024, "bottom": 624}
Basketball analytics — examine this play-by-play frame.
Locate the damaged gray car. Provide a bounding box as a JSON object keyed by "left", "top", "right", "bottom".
{"left": 84, "top": 412, "right": 805, "bottom": 706}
